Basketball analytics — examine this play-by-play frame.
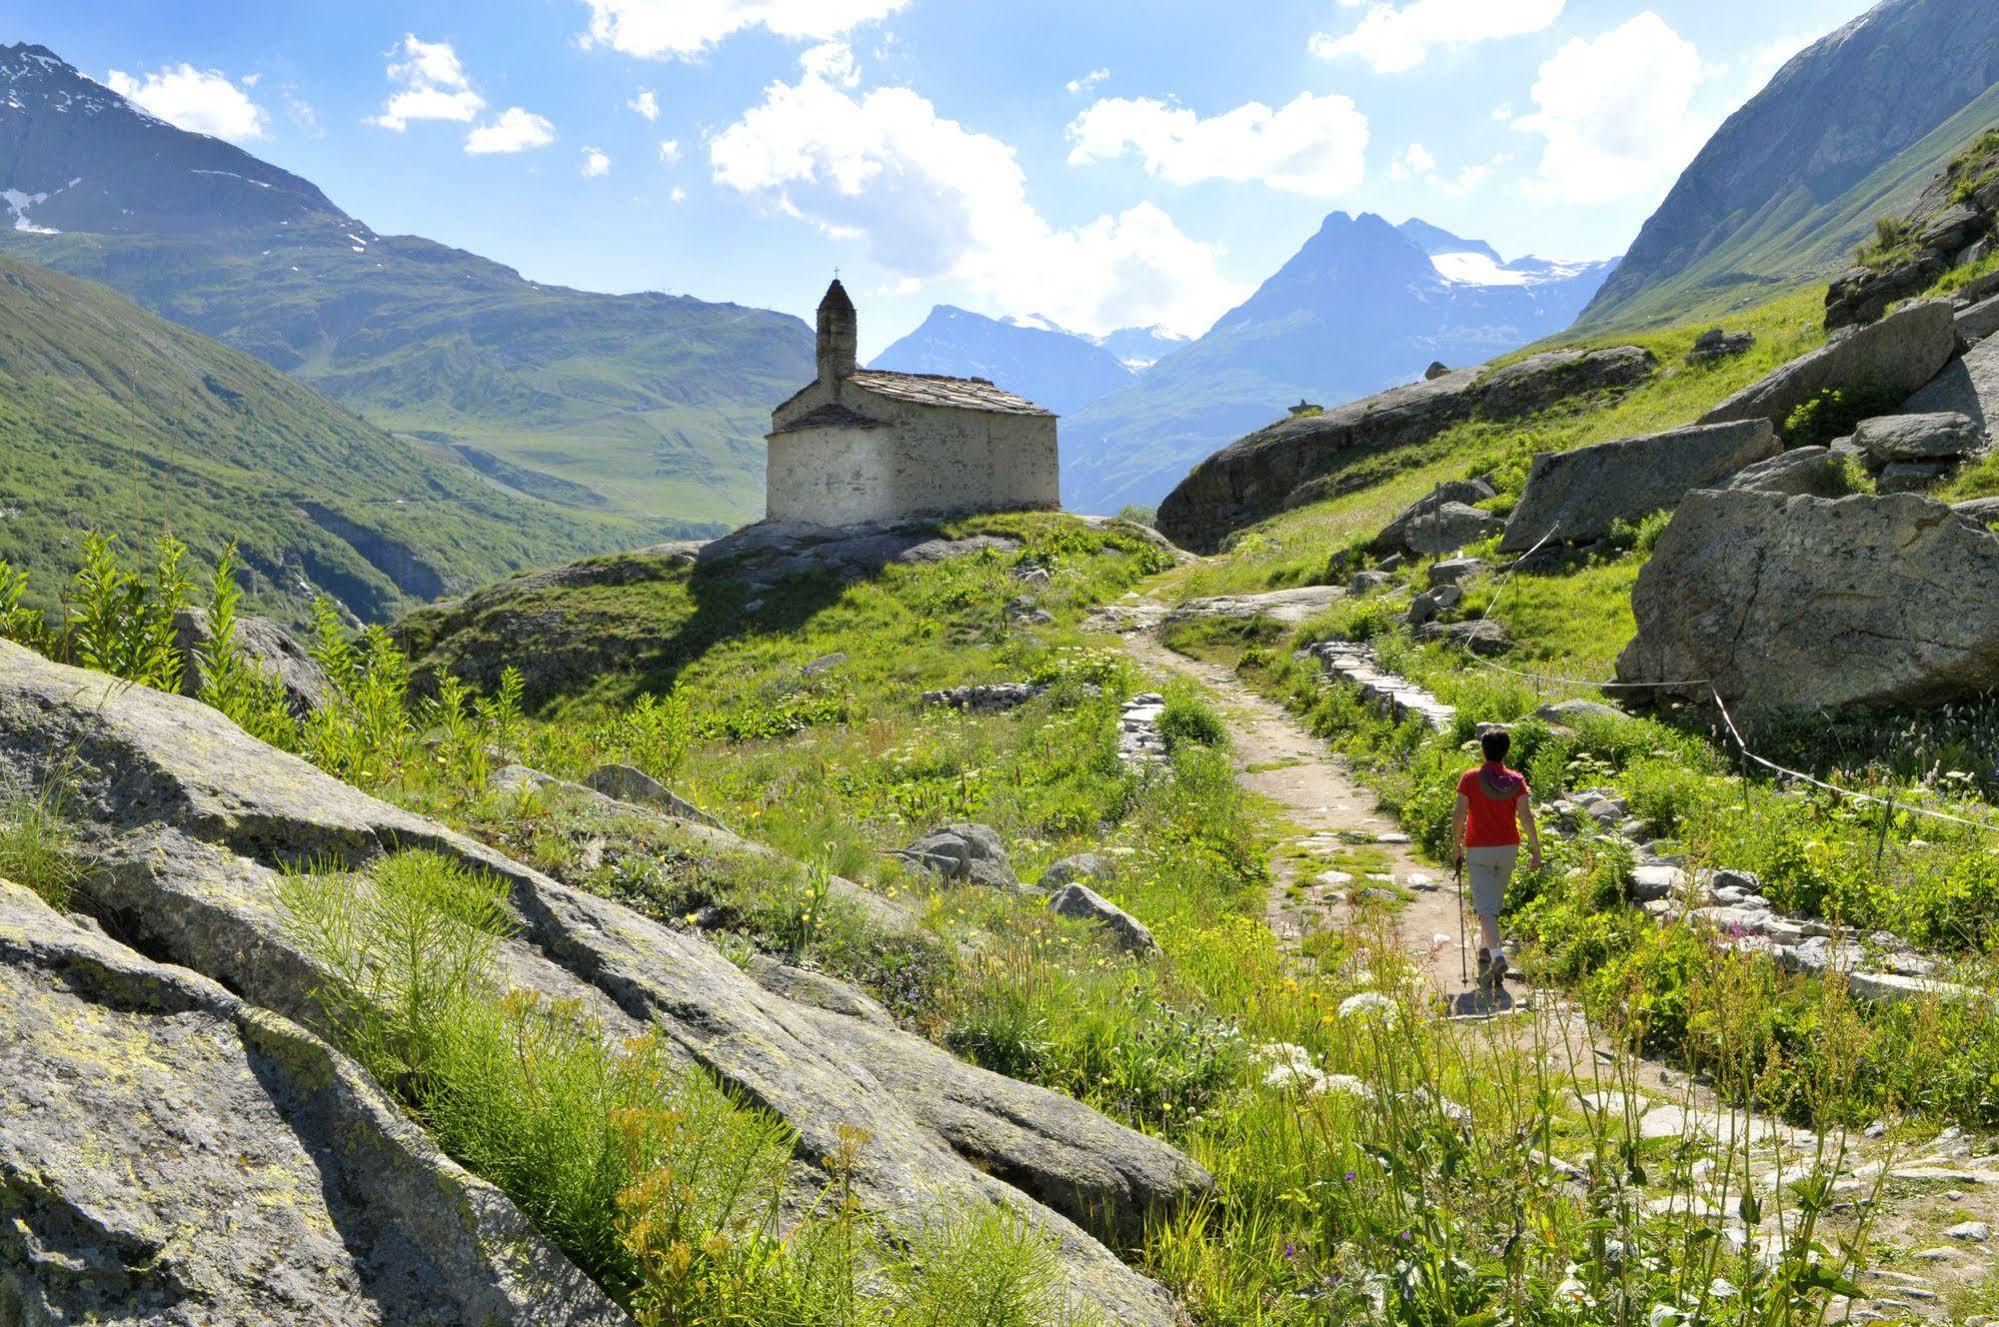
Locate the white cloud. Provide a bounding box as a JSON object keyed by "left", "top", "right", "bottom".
{"left": 1389, "top": 142, "right": 1436, "bottom": 179}
{"left": 1312, "top": 0, "right": 1565, "bottom": 74}
{"left": 1066, "top": 67, "right": 1109, "bottom": 96}
{"left": 670, "top": 185, "right": 688, "bottom": 203}
{"left": 578, "top": 0, "right": 908, "bottom": 60}
{"left": 1065, "top": 92, "right": 1369, "bottom": 197}
{"left": 799, "top": 41, "right": 861, "bottom": 87}
{"left": 369, "top": 35, "right": 484, "bottom": 130}
{"left": 658, "top": 138, "right": 683, "bottom": 163}
{"left": 1514, "top": 11, "right": 1711, "bottom": 204}
{"left": 465, "top": 107, "right": 558, "bottom": 154}
{"left": 284, "top": 92, "right": 323, "bottom": 137}
{"left": 582, "top": 146, "right": 612, "bottom": 177}
{"left": 1389, "top": 141, "right": 1505, "bottom": 196}
{"left": 106, "top": 65, "right": 269, "bottom": 142}
{"left": 708, "top": 57, "right": 1247, "bottom": 337}
{"left": 628, "top": 88, "right": 660, "bottom": 120}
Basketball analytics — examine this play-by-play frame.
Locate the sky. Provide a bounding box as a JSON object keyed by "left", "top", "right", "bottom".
{"left": 11, "top": 0, "right": 1879, "bottom": 356}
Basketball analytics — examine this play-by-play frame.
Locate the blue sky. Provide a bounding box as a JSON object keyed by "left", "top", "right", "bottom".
{"left": 14, "top": 0, "right": 1875, "bottom": 354}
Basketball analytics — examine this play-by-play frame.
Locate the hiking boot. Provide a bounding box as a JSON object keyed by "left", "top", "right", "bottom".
{"left": 1488, "top": 949, "right": 1512, "bottom": 987}
{"left": 1476, "top": 948, "right": 1493, "bottom": 985}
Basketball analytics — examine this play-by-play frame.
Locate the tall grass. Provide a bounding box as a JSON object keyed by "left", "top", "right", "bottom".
{"left": 279, "top": 849, "right": 1079, "bottom": 1325}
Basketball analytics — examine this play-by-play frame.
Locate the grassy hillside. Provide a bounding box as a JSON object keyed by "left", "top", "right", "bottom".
{"left": 1582, "top": 90, "right": 1999, "bottom": 331}
{"left": 0, "top": 253, "right": 663, "bottom": 624}
{"left": 1161, "top": 287, "right": 1830, "bottom": 603}
{"left": 0, "top": 220, "right": 807, "bottom": 526}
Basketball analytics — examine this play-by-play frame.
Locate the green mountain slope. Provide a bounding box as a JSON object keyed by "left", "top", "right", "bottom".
{"left": 1580, "top": 0, "right": 1999, "bottom": 330}
{"left": 0, "top": 43, "right": 811, "bottom": 526}
{"left": 0, "top": 253, "right": 651, "bottom": 623}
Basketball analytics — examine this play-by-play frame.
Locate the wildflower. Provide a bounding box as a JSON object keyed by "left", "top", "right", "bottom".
{"left": 1337, "top": 992, "right": 1397, "bottom": 1021}
{"left": 1552, "top": 1266, "right": 1593, "bottom": 1308}
{"left": 1283, "top": 1242, "right": 1297, "bottom": 1260}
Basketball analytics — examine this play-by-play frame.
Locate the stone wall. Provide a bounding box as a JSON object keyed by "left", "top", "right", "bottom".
{"left": 766, "top": 389, "right": 1058, "bottom": 526}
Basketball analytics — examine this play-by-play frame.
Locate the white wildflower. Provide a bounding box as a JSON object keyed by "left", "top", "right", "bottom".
{"left": 1314, "top": 1073, "right": 1374, "bottom": 1100}
{"left": 1338, "top": 991, "right": 1398, "bottom": 1021}
{"left": 1552, "top": 1265, "right": 1592, "bottom": 1308}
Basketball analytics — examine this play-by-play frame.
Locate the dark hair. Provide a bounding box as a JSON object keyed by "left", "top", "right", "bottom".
{"left": 1480, "top": 729, "right": 1511, "bottom": 763}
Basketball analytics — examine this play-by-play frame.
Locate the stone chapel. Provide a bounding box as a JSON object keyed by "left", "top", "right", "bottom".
{"left": 765, "top": 280, "right": 1061, "bottom": 527}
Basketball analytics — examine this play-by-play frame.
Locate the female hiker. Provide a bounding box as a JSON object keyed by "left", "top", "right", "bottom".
{"left": 1452, "top": 727, "right": 1541, "bottom": 988}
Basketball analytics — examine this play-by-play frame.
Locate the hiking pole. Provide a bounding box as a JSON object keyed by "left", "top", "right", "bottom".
{"left": 1455, "top": 855, "right": 1468, "bottom": 986}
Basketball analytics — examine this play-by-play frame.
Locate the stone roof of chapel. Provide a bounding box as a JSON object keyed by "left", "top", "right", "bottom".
{"left": 845, "top": 370, "right": 1054, "bottom": 416}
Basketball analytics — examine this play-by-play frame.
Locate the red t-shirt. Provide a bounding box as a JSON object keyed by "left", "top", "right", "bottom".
{"left": 1458, "top": 763, "right": 1529, "bottom": 847}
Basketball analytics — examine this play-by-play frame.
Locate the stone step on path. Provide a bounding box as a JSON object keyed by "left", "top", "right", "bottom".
{"left": 1119, "top": 692, "right": 1169, "bottom": 765}
{"left": 1308, "top": 642, "right": 1458, "bottom": 732}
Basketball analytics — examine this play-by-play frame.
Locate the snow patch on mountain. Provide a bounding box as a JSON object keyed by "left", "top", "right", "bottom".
{"left": 3, "top": 188, "right": 57, "bottom": 234}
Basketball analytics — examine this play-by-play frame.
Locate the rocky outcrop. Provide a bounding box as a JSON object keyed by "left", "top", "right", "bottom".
{"left": 1373, "top": 479, "right": 1500, "bottom": 555}
{"left": 1615, "top": 490, "right": 1999, "bottom": 718}
{"left": 1499, "top": 420, "right": 1779, "bottom": 551}
{"left": 1162, "top": 585, "right": 1343, "bottom": 627}
{"left": 1701, "top": 301, "right": 1959, "bottom": 436}
{"left": 1687, "top": 328, "right": 1756, "bottom": 364}
{"left": 1041, "top": 853, "right": 1117, "bottom": 891}
{"left": 1156, "top": 347, "right": 1655, "bottom": 551}
{"left": 1825, "top": 143, "right": 1999, "bottom": 330}
{"left": 1906, "top": 330, "right": 1999, "bottom": 435}
{"left": 893, "top": 823, "right": 1022, "bottom": 891}
{"left": 1724, "top": 446, "right": 1852, "bottom": 499}
{"left": 581, "top": 761, "right": 723, "bottom": 829}
{"left": 0, "top": 643, "right": 1207, "bottom": 1326}
{"left": 1048, "top": 884, "right": 1159, "bottom": 956}
{"left": 1852, "top": 410, "right": 1983, "bottom": 492}
{"left": 174, "top": 605, "right": 331, "bottom": 715}
{"left": 0, "top": 876, "right": 628, "bottom": 1327}
{"left": 921, "top": 682, "right": 1048, "bottom": 712}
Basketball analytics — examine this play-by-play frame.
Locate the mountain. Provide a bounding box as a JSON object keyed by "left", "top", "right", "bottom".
{"left": 0, "top": 43, "right": 812, "bottom": 527}
{"left": 0, "top": 251, "right": 645, "bottom": 624}
{"left": 870, "top": 306, "right": 1136, "bottom": 416}
{"left": 1061, "top": 214, "right": 1617, "bottom": 512}
{"left": 1098, "top": 326, "right": 1192, "bottom": 372}
{"left": 1581, "top": 0, "right": 1999, "bottom": 330}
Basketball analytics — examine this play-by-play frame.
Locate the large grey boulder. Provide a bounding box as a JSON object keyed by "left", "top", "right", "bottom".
{"left": 0, "top": 644, "right": 1206, "bottom": 1326}
{"left": 1615, "top": 491, "right": 1999, "bottom": 718}
{"left": 1156, "top": 347, "right": 1654, "bottom": 551}
{"left": 1041, "top": 852, "right": 1117, "bottom": 891}
{"left": 1375, "top": 481, "right": 1502, "bottom": 555}
{"left": 1399, "top": 502, "right": 1504, "bottom": 557}
{"left": 1473, "top": 345, "right": 1657, "bottom": 416}
{"left": 174, "top": 605, "right": 330, "bottom": 716}
{"left": 1724, "top": 446, "right": 1851, "bottom": 499}
{"left": 1854, "top": 412, "right": 1981, "bottom": 464}
{"left": 1906, "top": 333, "right": 1999, "bottom": 437}
{"left": 1701, "top": 301, "right": 1959, "bottom": 435}
{"left": 0, "top": 876, "right": 627, "bottom": 1327}
{"left": 1957, "top": 293, "right": 1999, "bottom": 345}
{"left": 582, "top": 761, "right": 723, "bottom": 828}
{"left": 894, "top": 823, "right": 1021, "bottom": 891}
{"left": 1500, "top": 420, "right": 1779, "bottom": 551}
{"left": 1048, "top": 884, "right": 1159, "bottom": 956}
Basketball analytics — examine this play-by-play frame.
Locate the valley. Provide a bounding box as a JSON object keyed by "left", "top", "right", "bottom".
{"left": 12, "top": 1, "right": 1999, "bottom": 1324}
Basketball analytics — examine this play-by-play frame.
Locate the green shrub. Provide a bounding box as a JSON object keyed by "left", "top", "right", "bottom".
{"left": 1782, "top": 383, "right": 1903, "bottom": 447}
{"left": 0, "top": 785, "right": 84, "bottom": 910}
{"left": 1157, "top": 685, "right": 1229, "bottom": 753}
